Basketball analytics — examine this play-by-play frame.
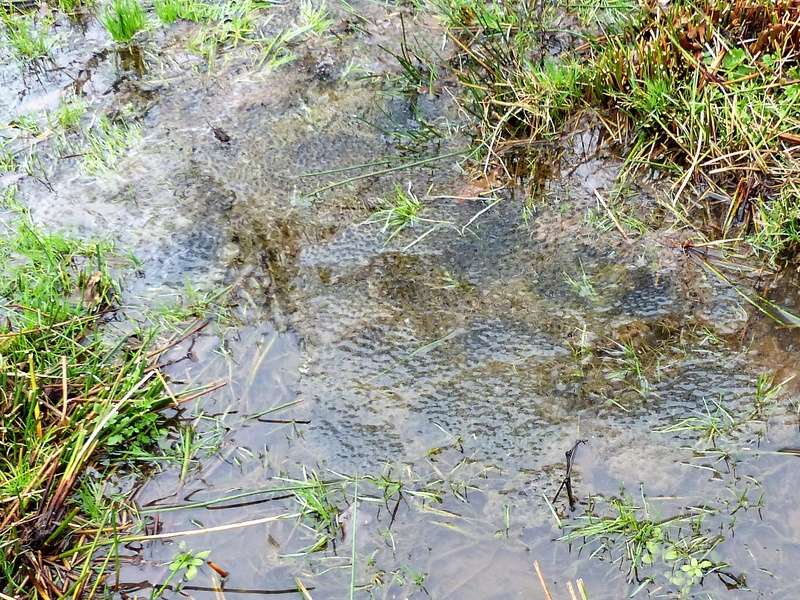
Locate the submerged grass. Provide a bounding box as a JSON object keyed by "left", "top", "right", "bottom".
{"left": 557, "top": 372, "right": 787, "bottom": 596}
{"left": 0, "top": 218, "right": 209, "bottom": 597}
{"left": 81, "top": 115, "right": 141, "bottom": 175}
{"left": 437, "top": 0, "right": 800, "bottom": 266}
{"left": 52, "top": 97, "right": 87, "bottom": 132}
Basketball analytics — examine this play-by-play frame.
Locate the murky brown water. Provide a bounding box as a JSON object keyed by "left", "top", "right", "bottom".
{"left": 3, "top": 2, "right": 800, "bottom": 599}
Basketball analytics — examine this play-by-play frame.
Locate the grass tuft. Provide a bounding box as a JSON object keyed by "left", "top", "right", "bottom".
{"left": 0, "top": 217, "right": 209, "bottom": 597}
{"left": 82, "top": 116, "right": 141, "bottom": 175}
{"left": 186, "top": 0, "right": 272, "bottom": 63}
{"left": 101, "top": 0, "right": 146, "bottom": 44}
{"left": 53, "top": 97, "right": 87, "bottom": 131}
{"left": 154, "top": 0, "right": 216, "bottom": 25}
{"left": 2, "top": 12, "right": 51, "bottom": 61}
{"left": 299, "top": 0, "right": 332, "bottom": 36}
{"left": 368, "top": 185, "right": 423, "bottom": 242}
{"left": 437, "top": 0, "right": 800, "bottom": 266}
{"left": 0, "top": 139, "right": 17, "bottom": 173}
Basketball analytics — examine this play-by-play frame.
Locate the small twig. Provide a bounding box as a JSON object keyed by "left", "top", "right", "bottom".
{"left": 552, "top": 439, "right": 588, "bottom": 511}
{"left": 206, "top": 560, "right": 229, "bottom": 579}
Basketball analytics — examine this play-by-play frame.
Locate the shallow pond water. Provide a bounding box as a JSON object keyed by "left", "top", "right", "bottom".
{"left": 3, "top": 2, "right": 800, "bottom": 599}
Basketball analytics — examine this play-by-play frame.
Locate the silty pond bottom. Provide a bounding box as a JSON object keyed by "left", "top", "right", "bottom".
{"left": 2, "top": 1, "right": 800, "bottom": 598}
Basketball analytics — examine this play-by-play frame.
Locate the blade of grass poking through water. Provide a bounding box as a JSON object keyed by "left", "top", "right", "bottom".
{"left": 299, "top": 158, "right": 394, "bottom": 177}
{"left": 59, "top": 512, "right": 299, "bottom": 559}
{"left": 296, "top": 577, "right": 314, "bottom": 599}
{"left": 139, "top": 479, "right": 350, "bottom": 513}
{"left": 533, "top": 561, "right": 553, "bottom": 600}
{"left": 349, "top": 477, "right": 358, "bottom": 600}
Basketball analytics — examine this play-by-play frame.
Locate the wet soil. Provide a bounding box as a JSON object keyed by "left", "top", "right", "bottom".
{"left": 3, "top": 2, "right": 800, "bottom": 599}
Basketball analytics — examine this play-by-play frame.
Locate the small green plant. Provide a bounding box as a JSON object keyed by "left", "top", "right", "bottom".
{"left": 604, "top": 339, "right": 650, "bottom": 396}
{"left": 82, "top": 116, "right": 141, "bottom": 175}
{"left": 384, "top": 35, "right": 438, "bottom": 96}
{"left": 53, "top": 97, "right": 87, "bottom": 131}
{"left": 101, "top": 0, "right": 146, "bottom": 43}
{"left": 434, "top": 0, "right": 521, "bottom": 32}
{"left": 21, "top": 149, "right": 47, "bottom": 181}
{"left": 12, "top": 113, "right": 41, "bottom": 136}
{"left": 145, "top": 280, "right": 231, "bottom": 332}
{"left": 749, "top": 183, "right": 800, "bottom": 267}
{"left": 560, "top": 494, "right": 721, "bottom": 594}
{"left": 0, "top": 139, "right": 16, "bottom": 172}
{"left": 0, "top": 185, "right": 23, "bottom": 211}
{"left": 154, "top": 0, "right": 182, "bottom": 23}
{"left": 186, "top": 0, "right": 269, "bottom": 63}
{"left": 299, "top": 0, "right": 332, "bottom": 36}
{"left": 153, "top": 544, "right": 210, "bottom": 596}
{"left": 671, "top": 556, "right": 713, "bottom": 590}
{"left": 563, "top": 262, "right": 597, "bottom": 300}
{"left": 754, "top": 372, "right": 782, "bottom": 412}
{"left": 368, "top": 185, "right": 423, "bottom": 242}
{"left": 657, "top": 372, "right": 784, "bottom": 449}
{"left": 655, "top": 399, "right": 736, "bottom": 446}
{"left": 132, "top": 418, "right": 224, "bottom": 482}
{"left": 3, "top": 13, "right": 51, "bottom": 61}
{"left": 290, "top": 469, "right": 342, "bottom": 552}
{"left": 566, "top": 0, "right": 640, "bottom": 29}
{"left": 76, "top": 479, "right": 125, "bottom": 523}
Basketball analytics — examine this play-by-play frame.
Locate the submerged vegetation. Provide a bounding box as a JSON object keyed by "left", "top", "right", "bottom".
{"left": 562, "top": 493, "right": 723, "bottom": 596}
{"left": 0, "top": 0, "right": 798, "bottom": 597}
{"left": 551, "top": 372, "right": 785, "bottom": 596}
{"left": 81, "top": 116, "right": 141, "bottom": 175}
